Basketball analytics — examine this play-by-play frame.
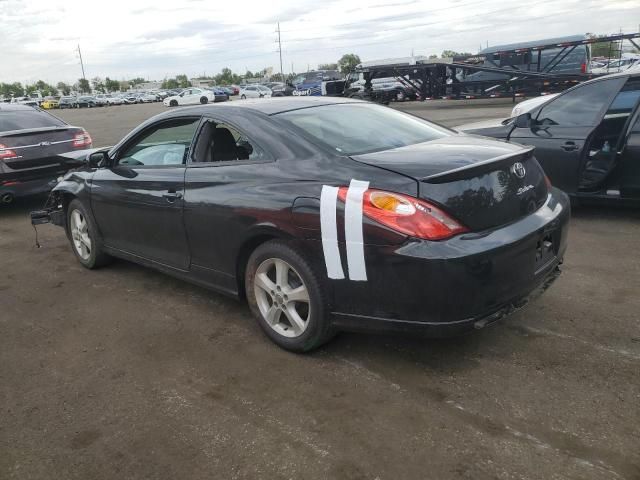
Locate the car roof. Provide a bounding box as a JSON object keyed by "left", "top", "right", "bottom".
{"left": 162, "top": 96, "right": 364, "bottom": 117}
{"left": 0, "top": 103, "right": 38, "bottom": 112}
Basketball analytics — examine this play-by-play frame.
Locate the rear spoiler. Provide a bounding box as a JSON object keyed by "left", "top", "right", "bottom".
{"left": 0, "top": 126, "right": 73, "bottom": 138}
{"left": 421, "top": 146, "right": 535, "bottom": 184}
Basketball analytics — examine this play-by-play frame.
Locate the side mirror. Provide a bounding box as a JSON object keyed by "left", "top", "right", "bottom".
{"left": 514, "top": 112, "right": 532, "bottom": 128}
{"left": 87, "top": 151, "right": 109, "bottom": 168}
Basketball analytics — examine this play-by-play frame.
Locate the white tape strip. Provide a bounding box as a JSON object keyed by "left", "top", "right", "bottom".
{"left": 344, "top": 179, "right": 369, "bottom": 281}
{"left": 320, "top": 185, "right": 345, "bottom": 280}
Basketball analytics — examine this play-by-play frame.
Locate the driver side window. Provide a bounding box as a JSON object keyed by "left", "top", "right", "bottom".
{"left": 118, "top": 117, "right": 200, "bottom": 167}
{"left": 536, "top": 79, "right": 622, "bottom": 127}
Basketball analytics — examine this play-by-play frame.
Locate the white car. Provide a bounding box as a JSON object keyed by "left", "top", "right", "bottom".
{"left": 511, "top": 93, "right": 560, "bottom": 117}
{"left": 100, "top": 93, "right": 123, "bottom": 105}
{"left": 163, "top": 88, "right": 216, "bottom": 107}
{"left": 239, "top": 85, "right": 272, "bottom": 99}
{"left": 591, "top": 55, "right": 640, "bottom": 75}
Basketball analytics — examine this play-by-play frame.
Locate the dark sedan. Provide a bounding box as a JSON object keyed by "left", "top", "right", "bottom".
{"left": 457, "top": 70, "right": 640, "bottom": 205}
{"left": 32, "top": 98, "right": 569, "bottom": 351}
{"left": 0, "top": 104, "right": 92, "bottom": 203}
{"left": 77, "top": 96, "right": 97, "bottom": 108}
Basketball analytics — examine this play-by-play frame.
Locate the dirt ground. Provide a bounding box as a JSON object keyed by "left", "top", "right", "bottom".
{"left": 1, "top": 100, "right": 639, "bottom": 480}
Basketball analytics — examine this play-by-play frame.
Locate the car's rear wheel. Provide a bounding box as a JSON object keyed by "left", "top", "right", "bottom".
{"left": 67, "top": 199, "right": 111, "bottom": 269}
{"left": 169, "top": 100, "right": 178, "bottom": 107}
{"left": 200, "top": 96, "right": 208, "bottom": 104}
{"left": 245, "top": 241, "right": 333, "bottom": 352}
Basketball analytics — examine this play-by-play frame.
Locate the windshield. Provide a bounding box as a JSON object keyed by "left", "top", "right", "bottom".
{"left": 276, "top": 103, "right": 451, "bottom": 155}
{"left": 0, "top": 110, "right": 66, "bottom": 132}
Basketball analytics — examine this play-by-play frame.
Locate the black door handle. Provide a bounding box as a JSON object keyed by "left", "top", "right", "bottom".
{"left": 163, "top": 191, "right": 183, "bottom": 202}
{"left": 561, "top": 141, "right": 579, "bottom": 152}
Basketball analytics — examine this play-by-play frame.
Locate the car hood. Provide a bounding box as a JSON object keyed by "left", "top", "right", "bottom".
{"left": 454, "top": 118, "right": 512, "bottom": 138}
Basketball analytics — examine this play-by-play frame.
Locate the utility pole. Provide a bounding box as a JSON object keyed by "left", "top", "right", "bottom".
{"left": 77, "top": 44, "right": 86, "bottom": 80}
{"left": 276, "top": 22, "right": 284, "bottom": 81}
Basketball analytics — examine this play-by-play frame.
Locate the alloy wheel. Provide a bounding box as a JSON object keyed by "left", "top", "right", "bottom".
{"left": 254, "top": 258, "right": 311, "bottom": 338}
{"left": 70, "top": 209, "right": 92, "bottom": 260}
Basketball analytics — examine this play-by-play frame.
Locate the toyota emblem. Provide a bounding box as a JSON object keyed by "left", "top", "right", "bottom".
{"left": 511, "top": 162, "right": 526, "bottom": 179}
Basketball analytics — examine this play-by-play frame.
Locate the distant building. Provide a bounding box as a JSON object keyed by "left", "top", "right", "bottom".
{"left": 190, "top": 78, "right": 215, "bottom": 88}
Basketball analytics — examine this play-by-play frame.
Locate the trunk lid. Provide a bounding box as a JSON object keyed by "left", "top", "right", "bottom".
{"left": 0, "top": 127, "right": 86, "bottom": 181}
{"left": 351, "top": 135, "right": 549, "bottom": 231}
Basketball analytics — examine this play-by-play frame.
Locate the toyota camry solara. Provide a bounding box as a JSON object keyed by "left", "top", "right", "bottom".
{"left": 32, "top": 97, "right": 570, "bottom": 352}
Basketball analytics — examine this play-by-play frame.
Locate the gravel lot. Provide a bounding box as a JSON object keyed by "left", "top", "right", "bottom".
{"left": 1, "top": 100, "right": 639, "bottom": 480}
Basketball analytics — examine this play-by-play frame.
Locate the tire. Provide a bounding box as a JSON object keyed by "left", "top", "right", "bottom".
{"left": 245, "top": 240, "right": 333, "bottom": 352}
{"left": 241, "top": 94, "right": 246, "bottom": 99}
{"left": 200, "top": 96, "right": 208, "bottom": 104}
{"left": 169, "top": 100, "right": 178, "bottom": 107}
{"left": 66, "top": 199, "right": 112, "bottom": 269}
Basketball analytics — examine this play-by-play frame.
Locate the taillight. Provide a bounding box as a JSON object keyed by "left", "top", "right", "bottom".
{"left": 581, "top": 62, "right": 587, "bottom": 74}
{"left": 73, "top": 130, "right": 92, "bottom": 147}
{"left": 338, "top": 188, "right": 468, "bottom": 241}
{"left": 0, "top": 143, "right": 18, "bottom": 160}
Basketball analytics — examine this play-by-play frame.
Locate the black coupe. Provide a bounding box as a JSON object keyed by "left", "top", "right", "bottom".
{"left": 457, "top": 70, "right": 640, "bottom": 205}
{"left": 32, "top": 98, "right": 570, "bottom": 351}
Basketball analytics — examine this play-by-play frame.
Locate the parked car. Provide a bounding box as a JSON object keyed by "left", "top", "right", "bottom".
{"left": 122, "top": 93, "right": 140, "bottom": 104}
{"left": 591, "top": 55, "right": 640, "bottom": 74}
{"left": 206, "top": 88, "right": 229, "bottom": 102}
{"left": 11, "top": 96, "right": 39, "bottom": 107}
{"left": 41, "top": 97, "right": 60, "bottom": 109}
{"left": 239, "top": 85, "right": 272, "bottom": 99}
{"left": 77, "top": 96, "right": 97, "bottom": 108}
{"left": 511, "top": 93, "right": 560, "bottom": 117}
{"left": 104, "top": 94, "right": 123, "bottom": 106}
{"left": 58, "top": 96, "right": 78, "bottom": 109}
{"left": 0, "top": 104, "right": 91, "bottom": 203}
{"left": 32, "top": 98, "right": 569, "bottom": 352}
{"left": 457, "top": 70, "right": 640, "bottom": 205}
{"left": 163, "top": 88, "right": 217, "bottom": 106}
{"left": 94, "top": 94, "right": 109, "bottom": 107}
{"left": 138, "top": 93, "right": 157, "bottom": 103}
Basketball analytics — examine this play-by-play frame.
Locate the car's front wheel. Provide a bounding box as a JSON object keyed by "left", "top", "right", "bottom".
{"left": 245, "top": 241, "right": 333, "bottom": 352}
{"left": 67, "top": 199, "right": 111, "bottom": 269}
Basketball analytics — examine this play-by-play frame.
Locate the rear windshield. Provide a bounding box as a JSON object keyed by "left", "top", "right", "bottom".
{"left": 0, "top": 110, "right": 66, "bottom": 132}
{"left": 275, "top": 103, "right": 450, "bottom": 155}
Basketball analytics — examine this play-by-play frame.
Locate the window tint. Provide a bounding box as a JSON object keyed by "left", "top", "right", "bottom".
{"left": 0, "top": 110, "right": 66, "bottom": 132}
{"left": 118, "top": 118, "right": 200, "bottom": 167}
{"left": 276, "top": 103, "right": 450, "bottom": 155}
{"left": 606, "top": 78, "right": 640, "bottom": 116}
{"left": 192, "top": 120, "right": 266, "bottom": 163}
{"left": 536, "top": 79, "right": 621, "bottom": 127}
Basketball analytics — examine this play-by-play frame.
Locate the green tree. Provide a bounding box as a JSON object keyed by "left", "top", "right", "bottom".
{"left": 441, "top": 50, "right": 472, "bottom": 59}
{"left": 337, "top": 54, "right": 361, "bottom": 74}
{"left": 162, "top": 78, "right": 179, "bottom": 89}
{"left": 104, "top": 77, "right": 120, "bottom": 92}
{"left": 175, "top": 74, "right": 191, "bottom": 88}
{"left": 428, "top": 54, "right": 438, "bottom": 59}
{"left": 91, "top": 77, "right": 105, "bottom": 93}
{"left": 318, "top": 63, "right": 338, "bottom": 70}
{"left": 587, "top": 34, "right": 622, "bottom": 58}
{"left": 119, "top": 80, "right": 130, "bottom": 92}
{"left": 57, "top": 82, "right": 71, "bottom": 95}
{"left": 78, "top": 78, "right": 91, "bottom": 93}
{"left": 128, "top": 77, "right": 146, "bottom": 87}
{"left": 1, "top": 82, "right": 24, "bottom": 97}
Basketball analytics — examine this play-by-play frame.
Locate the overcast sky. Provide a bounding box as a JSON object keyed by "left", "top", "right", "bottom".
{"left": 1, "top": 0, "right": 638, "bottom": 84}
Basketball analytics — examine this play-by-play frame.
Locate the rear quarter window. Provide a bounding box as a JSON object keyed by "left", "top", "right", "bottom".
{"left": 0, "top": 110, "right": 66, "bottom": 132}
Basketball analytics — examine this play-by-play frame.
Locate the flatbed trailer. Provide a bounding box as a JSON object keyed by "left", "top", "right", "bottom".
{"left": 352, "top": 32, "right": 640, "bottom": 102}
